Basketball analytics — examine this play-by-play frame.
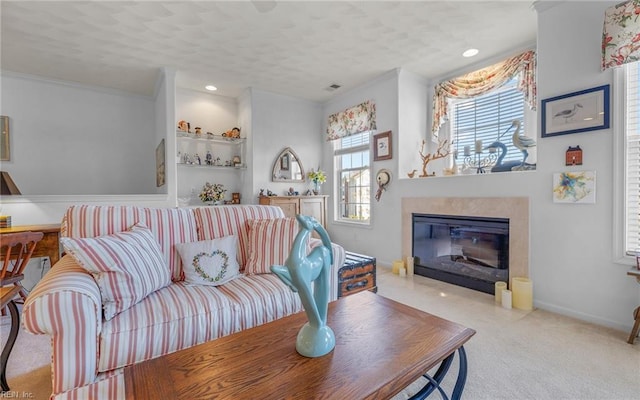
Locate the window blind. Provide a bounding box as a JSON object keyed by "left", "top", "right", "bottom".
{"left": 452, "top": 78, "right": 525, "bottom": 163}
{"left": 625, "top": 62, "right": 640, "bottom": 255}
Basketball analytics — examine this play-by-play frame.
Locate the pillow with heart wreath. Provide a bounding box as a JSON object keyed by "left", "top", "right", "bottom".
{"left": 175, "top": 235, "right": 240, "bottom": 286}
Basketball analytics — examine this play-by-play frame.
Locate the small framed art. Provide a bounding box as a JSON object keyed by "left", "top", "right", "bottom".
{"left": 1, "top": 116, "right": 9, "bottom": 161}
{"left": 541, "top": 85, "right": 610, "bottom": 138}
{"left": 373, "top": 130, "right": 392, "bottom": 161}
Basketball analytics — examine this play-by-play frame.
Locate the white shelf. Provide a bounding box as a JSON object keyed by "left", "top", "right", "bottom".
{"left": 177, "top": 163, "right": 246, "bottom": 170}
{"left": 177, "top": 131, "right": 245, "bottom": 145}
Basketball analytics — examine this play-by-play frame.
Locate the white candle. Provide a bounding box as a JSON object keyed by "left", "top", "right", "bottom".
{"left": 399, "top": 267, "right": 407, "bottom": 277}
{"left": 475, "top": 140, "right": 483, "bottom": 153}
{"left": 501, "top": 289, "right": 512, "bottom": 309}
{"left": 495, "top": 281, "right": 507, "bottom": 303}
{"left": 512, "top": 277, "right": 533, "bottom": 311}
{"left": 405, "top": 256, "right": 414, "bottom": 276}
{"left": 464, "top": 145, "right": 471, "bottom": 156}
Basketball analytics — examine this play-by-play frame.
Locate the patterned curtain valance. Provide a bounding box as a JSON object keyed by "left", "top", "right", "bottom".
{"left": 431, "top": 50, "right": 537, "bottom": 141}
{"left": 326, "top": 100, "right": 377, "bottom": 141}
{"left": 602, "top": 0, "right": 640, "bottom": 70}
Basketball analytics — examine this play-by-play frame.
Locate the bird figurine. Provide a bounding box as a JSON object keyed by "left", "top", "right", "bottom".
{"left": 511, "top": 120, "right": 536, "bottom": 167}
{"left": 553, "top": 103, "right": 583, "bottom": 123}
{"left": 407, "top": 169, "right": 417, "bottom": 178}
{"left": 485, "top": 141, "right": 522, "bottom": 172}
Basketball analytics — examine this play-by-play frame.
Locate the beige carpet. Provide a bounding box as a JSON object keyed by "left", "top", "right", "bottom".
{"left": 2, "top": 271, "right": 639, "bottom": 399}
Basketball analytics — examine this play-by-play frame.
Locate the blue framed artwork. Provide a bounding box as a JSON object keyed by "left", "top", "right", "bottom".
{"left": 541, "top": 85, "right": 610, "bottom": 138}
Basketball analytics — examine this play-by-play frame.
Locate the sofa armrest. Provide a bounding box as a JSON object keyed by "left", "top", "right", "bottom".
{"left": 23, "top": 255, "right": 102, "bottom": 394}
{"left": 310, "top": 238, "right": 345, "bottom": 302}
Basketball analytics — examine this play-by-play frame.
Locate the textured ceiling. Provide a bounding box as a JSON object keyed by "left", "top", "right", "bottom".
{"left": 0, "top": 1, "right": 537, "bottom": 102}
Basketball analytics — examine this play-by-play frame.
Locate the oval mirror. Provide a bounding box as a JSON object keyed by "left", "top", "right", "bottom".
{"left": 272, "top": 147, "right": 305, "bottom": 182}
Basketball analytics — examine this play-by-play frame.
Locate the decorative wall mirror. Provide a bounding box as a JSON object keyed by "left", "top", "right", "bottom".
{"left": 272, "top": 147, "right": 305, "bottom": 182}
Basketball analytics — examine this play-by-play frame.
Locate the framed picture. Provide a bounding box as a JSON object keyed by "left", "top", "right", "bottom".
{"left": 552, "top": 170, "right": 596, "bottom": 204}
{"left": 156, "top": 139, "right": 165, "bottom": 187}
{"left": 373, "top": 130, "right": 392, "bottom": 161}
{"left": 280, "top": 153, "right": 289, "bottom": 171}
{"left": 541, "top": 85, "right": 610, "bottom": 138}
{"left": 1, "top": 116, "right": 9, "bottom": 161}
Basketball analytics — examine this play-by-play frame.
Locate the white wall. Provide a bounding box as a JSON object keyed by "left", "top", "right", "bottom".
{"left": 322, "top": 70, "right": 400, "bottom": 251}
{"left": 323, "top": 1, "right": 638, "bottom": 332}
{"left": 0, "top": 72, "right": 157, "bottom": 195}
{"left": 249, "top": 89, "right": 323, "bottom": 202}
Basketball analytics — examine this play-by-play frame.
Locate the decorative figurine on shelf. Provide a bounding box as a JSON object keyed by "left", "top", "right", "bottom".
{"left": 194, "top": 153, "right": 201, "bottom": 165}
{"left": 205, "top": 151, "right": 213, "bottom": 165}
{"left": 207, "top": 131, "right": 215, "bottom": 138}
{"left": 259, "top": 189, "right": 265, "bottom": 196}
{"left": 271, "top": 215, "right": 335, "bottom": 358}
{"left": 233, "top": 156, "right": 241, "bottom": 166}
{"left": 485, "top": 141, "right": 521, "bottom": 172}
{"left": 222, "top": 127, "right": 241, "bottom": 138}
{"left": 194, "top": 127, "right": 202, "bottom": 136}
{"left": 177, "top": 120, "right": 190, "bottom": 132}
{"left": 416, "top": 139, "right": 451, "bottom": 177}
{"left": 215, "top": 157, "right": 222, "bottom": 166}
{"left": 511, "top": 120, "right": 537, "bottom": 170}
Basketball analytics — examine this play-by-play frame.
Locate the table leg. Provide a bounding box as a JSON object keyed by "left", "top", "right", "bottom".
{"left": 627, "top": 306, "right": 640, "bottom": 345}
{"left": 1, "top": 300, "right": 19, "bottom": 391}
{"left": 408, "top": 346, "right": 468, "bottom": 400}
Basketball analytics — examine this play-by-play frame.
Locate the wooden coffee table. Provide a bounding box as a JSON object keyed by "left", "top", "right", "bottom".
{"left": 125, "top": 291, "right": 475, "bottom": 399}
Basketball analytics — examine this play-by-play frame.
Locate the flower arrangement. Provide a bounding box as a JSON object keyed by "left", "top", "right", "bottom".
{"left": 199, "top": 182, "right": 226, "bottom": 203}
{"left": 308, "top": 169, "right": 327, "bottom": 185}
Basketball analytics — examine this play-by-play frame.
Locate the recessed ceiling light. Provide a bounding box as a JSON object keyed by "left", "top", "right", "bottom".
{"left": 463, "top": 48, "right": 479, "bottom": 58}
{"left": 205, "top": 85, "right": 217, "bottom": 91}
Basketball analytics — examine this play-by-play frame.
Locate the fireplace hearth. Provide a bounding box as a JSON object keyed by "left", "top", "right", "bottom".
{"left": 412, "top": 213, "right": 509, "bottom": 294}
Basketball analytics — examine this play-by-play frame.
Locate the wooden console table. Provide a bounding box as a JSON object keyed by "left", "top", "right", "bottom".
{"left": 125, "top": 291, "right": 475, "bottom": 399}
{"left": 0, "top": 224, "right": 61, "bottom": 265}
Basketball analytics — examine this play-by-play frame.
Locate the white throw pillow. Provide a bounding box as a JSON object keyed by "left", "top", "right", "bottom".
{"left": 175, "top": 235, "right": 240, "bottom": 286}
{"left": 61, "top": 223, "right": 170, "bottom": 320}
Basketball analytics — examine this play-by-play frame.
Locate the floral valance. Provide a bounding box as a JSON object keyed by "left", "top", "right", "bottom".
{"left": 431, "top": 50, "right": 537, "bottom": 142}
{"left": 602, "top": 0, "right": 640, "bottom": 70}
{"left": 326, "top": 100, "right": 377, "bottom": 141}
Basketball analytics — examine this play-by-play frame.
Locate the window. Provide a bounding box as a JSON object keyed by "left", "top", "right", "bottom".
{"left": 617, "top": 62, "right": 640, "bottom": 259}
{"left": 450, "top": 77, "right": 528, "bottom": 166}
{"left": 334, "top": 131, "right": 371, "bottom": 224}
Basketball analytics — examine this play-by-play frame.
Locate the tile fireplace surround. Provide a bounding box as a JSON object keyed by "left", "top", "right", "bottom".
{"left": 401, "top": 197, "right": 529, "bottom": 285}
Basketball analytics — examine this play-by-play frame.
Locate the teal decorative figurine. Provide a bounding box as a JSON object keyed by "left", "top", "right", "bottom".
{"left": 271, "top": 214, "right": 335, "bottom": 357}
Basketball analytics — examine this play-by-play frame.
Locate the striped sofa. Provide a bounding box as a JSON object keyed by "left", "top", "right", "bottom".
{"left": 23, "top": 205, "right": 345, "bottom": 400}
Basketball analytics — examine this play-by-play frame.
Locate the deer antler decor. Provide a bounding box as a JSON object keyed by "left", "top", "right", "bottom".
{"left": 417, "top": 139, "right": 451, "bottom": 177}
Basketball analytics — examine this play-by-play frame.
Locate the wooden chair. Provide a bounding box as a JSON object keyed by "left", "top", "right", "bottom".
{"left": 0, "top": 231, "right": 44, "bottom": 390}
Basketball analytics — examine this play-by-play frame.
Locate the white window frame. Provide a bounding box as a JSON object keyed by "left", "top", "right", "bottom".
{"left": 333, "top": 131, "right": 372, "bottom": 226}
{"left": 613, "top": 65, "right": 639, "bottom": 265}
{"left": 444, "top": 80, "right": 536, "bottom": 170}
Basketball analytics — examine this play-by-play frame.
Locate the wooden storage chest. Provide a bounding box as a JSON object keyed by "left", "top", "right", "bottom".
{"left": 338, "top": 252, "right": 377, "bottom": 298}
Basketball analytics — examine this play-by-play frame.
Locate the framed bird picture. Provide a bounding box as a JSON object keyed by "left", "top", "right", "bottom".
{"left": 541, "top": 85, "right": 610, "bottom": 138}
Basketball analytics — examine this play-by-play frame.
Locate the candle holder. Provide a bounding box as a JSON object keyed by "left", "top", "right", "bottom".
{"left": 462, "top": 151, "right": 497, "bottom": 174}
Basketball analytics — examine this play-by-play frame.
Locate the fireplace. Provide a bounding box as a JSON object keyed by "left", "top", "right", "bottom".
{"left": 412, "top": 213, "right": 509, "bottom": 294}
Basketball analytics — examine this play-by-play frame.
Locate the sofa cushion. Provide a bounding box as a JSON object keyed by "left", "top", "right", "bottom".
{"left": 61, "top": 205, "right": 199, "bottom": 281}
{"left": 99, "top": 282, "right": 237, "bottom": 372}
{"left": 245, "top": 218, "right": 300, "bottom": 275}
{"left": 175, "top": 235, "right": 240, "bottom": 286}
{"left": 212, "top": 274, "right": 303, "bottom": 331}
{"left": 61, "top": 223, "right": 170, "bottom": 320}
{"left": 193, "top": 205, "right": 285, "bottom": 271}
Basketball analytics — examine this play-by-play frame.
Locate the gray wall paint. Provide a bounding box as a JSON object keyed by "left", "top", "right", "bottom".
{"left": 0, "top": 73, "right": 157, "bottom": 195}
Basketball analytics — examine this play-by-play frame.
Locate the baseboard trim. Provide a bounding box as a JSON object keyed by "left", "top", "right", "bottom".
{"left": 534, "top": 300, "right": 632, "bottom": 333}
